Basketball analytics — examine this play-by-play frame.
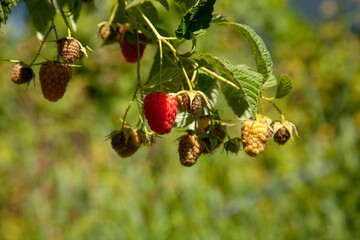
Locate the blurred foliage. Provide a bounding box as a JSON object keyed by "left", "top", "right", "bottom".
{"left": 0, "top": 0, "right": 360, "bottom": 239}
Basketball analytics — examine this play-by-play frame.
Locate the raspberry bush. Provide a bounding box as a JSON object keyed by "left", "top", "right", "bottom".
{"left": 5, "top": 0, "right": 298, "bottom": 166}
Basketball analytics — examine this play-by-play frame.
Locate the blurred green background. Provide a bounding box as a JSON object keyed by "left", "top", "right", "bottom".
{"left": 1, "top": 0, "right": 360, "bottom": 239}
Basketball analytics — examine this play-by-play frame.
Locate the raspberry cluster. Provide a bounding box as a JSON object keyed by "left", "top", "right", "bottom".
{"left": 241, "top": 120, "right": 271, "bottom": 157}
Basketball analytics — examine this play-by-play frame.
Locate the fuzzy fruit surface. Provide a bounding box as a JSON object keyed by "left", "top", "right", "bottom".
{"left": 57, "top": 38, "right": 81, "bottom": 63}
{"left": 39, "top": 61, "right": 72, "bottom": 102}
{"left": 143, "top": 92, "right": 178, "bottom": 135}
{"left": 118, "top": 26, "right": 147, "bottom": 63}
{"left": 11, "top": 63, "right": 34, "bottom": 84}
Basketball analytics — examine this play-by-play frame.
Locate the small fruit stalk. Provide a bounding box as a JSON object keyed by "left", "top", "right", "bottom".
{"left": 117, "top": 24, "right": 148, "bottom": 63}
{"left": 241, "top": 119, "right": 271, "bottom": 157}
{"left": 178, "top": 134, "right": 205, "bottom": 167}
{"left": 10, "top": 62, "right": 34, "bottom": 85}
{"left": 39, "top": 61, "right": 72, "bottom": 102}
{"left": 143, "top": 92, "right": 178, "bottom": 135}
{"left": 111, "top": 125, "right": 143, "bottom": 158}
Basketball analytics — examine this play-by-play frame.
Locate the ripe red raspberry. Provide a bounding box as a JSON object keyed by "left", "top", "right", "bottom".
{"left": 178, "top": 134, "right": 204, "bottom": 167}
{"left": 57, "top": 37, "right": 81, "bottom": 63}
{"left": 111, "top": 125, "right": 143, "bottom": 158}
{"left": 241, "top": 120, "right": 271, "bottom": 157}
{"left": 143, "top": 92, "right": 178, "bottom": 135}
{"left": 39, "top": 61, "right": 72, "bottom": 102}
{"left": 10, "top": 63, "right": 34, "bottom": 84}
{"left": 117, "top": 24, "right": 147, "bottom": 63}
{"left": 181, "top": 92, "right": 203, "bottom": 115}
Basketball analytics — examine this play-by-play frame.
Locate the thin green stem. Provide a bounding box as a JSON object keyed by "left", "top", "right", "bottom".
{"left": 258, "top": 98, "right": 265, "bottom": 116}
{"left": 142, "top": 13, "right": 193, "bottom": 91}
{"left": 200, "top": 67, "right": 240, "bottom": 91}
{"left": 108, "top": 1, "right": 119, "bottom": 25}
{"left": 54, "top": 0, "right": 74, "bottom": 33}
{"left": 30, "top": 26, "right": 54, "bottom": 66}
{"left": 262, "top": 96, "right": 283, "bottom": 115}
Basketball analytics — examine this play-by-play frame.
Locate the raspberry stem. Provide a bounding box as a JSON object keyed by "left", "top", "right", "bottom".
{"left": 30, "top": 26, "right": 54, "bottom": 66}
{"left": 108, "top": 1, "right": 119, "bottom": 26}
{"left": 200, "top": 67, "right": 240, "bottom": 91}
{"left": 141, "top": 13, "right": 193, "bottom": 91}
{"left": 53, "top": 0, "right": 75, "bottom": 33}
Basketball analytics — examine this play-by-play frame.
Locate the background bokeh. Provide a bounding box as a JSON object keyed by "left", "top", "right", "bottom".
{"left": 1, "top": 0, "right": 360, "bottom": 239}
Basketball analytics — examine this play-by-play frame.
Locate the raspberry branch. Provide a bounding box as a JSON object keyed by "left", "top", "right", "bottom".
{"left": 141, "top": 13, "right": 193, "bottom": 92}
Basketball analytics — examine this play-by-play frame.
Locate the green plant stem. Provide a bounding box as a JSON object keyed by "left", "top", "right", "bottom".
{"left": 262, "top": 96, "right": 283, "bottom": 115}
{"left": 108, "top": 1, "right": 119, "bottom": 25}
{"left": 54, "top": 0, "right": 74, "bottom": 33}
{"left": 141, "top": 13, "right": 193, "bottom": 92}
{"left": 30, "top": 26, "right": 54, "bottom": 66}
{"left": 200, "top": 67, "right": 240, "bottom": 91}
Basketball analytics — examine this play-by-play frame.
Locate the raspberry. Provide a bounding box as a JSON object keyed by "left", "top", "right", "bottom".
{"left": 224, "top": 137, "right": 241, "bottom": 154}
{"left": 181, "top": 92, "right": 203, "bottom": 115}
{"left": 178, "top": 134, "right": 204, "bottom": 167}
{"left": 98, "top": 22, "right": 117, "bottom": 44}
{"left": 10, "top": 63, "right": 34, "bottom": 84}
{"left": 201, "top": 124, "right": 226, "bottom": 154}
{"left": 81, "top": 0, "right": 93, "bottom": 3}
{"left": 39, "top": 61, "right": 72, "bottom": 102}
{"left": 144, "top": 92, "right": 178, "bottom": 135}
{"left": 117, "top": 25, "right": 147, "bottom": 63}
{"left": 111, "top": 125, "right": 143, "bottom": 158}
{"left": 241, "top": 120, "right": 271, "bottom": 157}
{"left": 57, "top": 37, "right": 81, "bottom": 63}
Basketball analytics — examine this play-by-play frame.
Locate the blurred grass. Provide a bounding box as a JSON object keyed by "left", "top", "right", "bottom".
{"left": 0, "top": 0, "right": 360, "bottom": 239}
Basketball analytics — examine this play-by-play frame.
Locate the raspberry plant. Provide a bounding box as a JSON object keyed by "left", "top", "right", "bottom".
{"left": 5, "top": 0, "right": 299, "bottom": 166}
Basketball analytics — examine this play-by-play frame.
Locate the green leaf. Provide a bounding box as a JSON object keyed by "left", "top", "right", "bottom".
{"left": 263, "top": 74, "right": 277, "bottom": 89}
{"left": 275, "top": 74, "right": 293, "bottom": 98}
{"left": 0, "top": 0, "right": 19, "bottom": 28}
{"left": 145, "top": 50, "right": 182, "bottom": 93}
{"left": 24, "top": 0, "right": 54, "bottom": 32}
{"left": 155, "top": 0, "right": 169, "bottom": 11}
{"left": 197, "top": 71, "right": 218, "bottom": 108}
{"left": 174, "top": 0, "right": 196, "bottom": 13}
{"left": 192, "top": 54, "right": 263, "bottom": 118}
{"left": 216, "top": 22, "right": 273, "bottom": 82}
{"left": 175, "top": 0, "right": 216, "bottom": 40}
{"left": 125, "top": 0, "right": 145, "bottom": 10}
{"left": 127, "top": 1, "right": 158, "bottom": 28}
